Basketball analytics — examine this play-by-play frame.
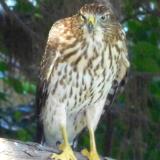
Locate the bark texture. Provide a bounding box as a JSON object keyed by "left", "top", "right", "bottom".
{"left": 0, "top": 138, "right": 115, "bottom": 160}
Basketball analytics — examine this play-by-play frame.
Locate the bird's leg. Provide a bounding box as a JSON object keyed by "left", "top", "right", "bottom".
{"left": 50, "top": 126, "right": 77, "bottom": 160}
{"left": 81, "top": 106, "right": 102, "bottom": 160}
{"left": 81, "top": 127, "right": 100, "bottom": 160}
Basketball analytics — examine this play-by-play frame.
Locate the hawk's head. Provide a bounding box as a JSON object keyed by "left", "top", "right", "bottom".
{"left": 77, "top": 3, "right": 116, "bottom": 33}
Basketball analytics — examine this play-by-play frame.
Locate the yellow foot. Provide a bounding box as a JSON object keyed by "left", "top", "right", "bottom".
{"left": 50, "top": 144, "right": 77, "bottom": 160}
{"left": 81, "top": 149, "right": 100, "bottom": 160}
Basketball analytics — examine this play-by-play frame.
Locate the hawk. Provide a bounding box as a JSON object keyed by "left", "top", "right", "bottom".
{"left": 36, "top": 3, "right": 130, "bottom": 160}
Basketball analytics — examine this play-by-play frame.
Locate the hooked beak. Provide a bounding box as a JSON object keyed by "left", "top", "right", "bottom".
{"left": 87, "top": 16, "right": 95, "bottom": 32}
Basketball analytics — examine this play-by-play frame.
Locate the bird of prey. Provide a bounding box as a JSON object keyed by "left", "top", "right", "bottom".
{"left": 36, "top": 3, "right": 130, "bottom": 160}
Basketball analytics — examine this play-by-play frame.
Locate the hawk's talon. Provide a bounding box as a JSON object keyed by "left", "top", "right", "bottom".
{"left": 81, "top": 127, "right": 100, "bottom": 160}
{"left": 81, "top": 148, "right": 100, "bottom": 160}
{"left": 81, "top": 149, "right": 89, "bottom": 157}
{"left": 50, "top": 144, "right": 77, "bottom": 160}
{"left": 59, "top": 143, "right": 65, "bottom": 150}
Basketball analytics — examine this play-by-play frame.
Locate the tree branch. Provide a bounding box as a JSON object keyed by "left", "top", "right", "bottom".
{"left": 0, "top": 0, "right": 39, "bottom": 40}
{"left": 0, "top": 138, "right": 115, "bottom": 160}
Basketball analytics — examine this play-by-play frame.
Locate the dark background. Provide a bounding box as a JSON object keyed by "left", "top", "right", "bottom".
{"left": 0, "top": 0, "right": 160, "bottom": 159}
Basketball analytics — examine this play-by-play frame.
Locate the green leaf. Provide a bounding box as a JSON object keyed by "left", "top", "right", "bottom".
{"left": 149, "top": 81, "right": 160, "bottom": 98}
{"left": 4, "top": 78, "right": 24, "bottom": 94}
{"left": 22, "top": 81, "right": 36, "bottom": 94}
{"left": 0, "top": 62, "right": 8, "bottom": 72}
{"left": 17, "top": 129, "right": 32, "bottom": 141}
{"left": 14, "top": 0, "right": 34, "bottom": 13}
{"left": 14, "top": 111, "right": 23, "bottom": 122}
{"left": 34, "top": 13, "right": 43, "bottom": 19}
{"left": 0, "top": 91, "right": 7, "bottom": 101}
{"left": 132, "top": 41, "right": 160, "bottom": 72}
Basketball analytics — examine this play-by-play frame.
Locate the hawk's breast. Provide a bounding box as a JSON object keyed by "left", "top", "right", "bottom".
{"left": 48, "top": 35, "right": 118, "bottom": 113}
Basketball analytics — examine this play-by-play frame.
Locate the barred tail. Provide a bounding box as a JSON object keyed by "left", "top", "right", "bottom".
{"left": 105, "top": 72, "right": 128, "bottom": 109}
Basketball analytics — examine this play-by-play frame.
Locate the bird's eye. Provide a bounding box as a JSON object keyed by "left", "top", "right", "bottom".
{"left": 80, "top": 14, "right": 86, "bottom": 21}
{"left": 101, "top": 15, "right": 106, "bottom": 20}
{"left": 100, "top": 14, "right": 110, "bottom": 21}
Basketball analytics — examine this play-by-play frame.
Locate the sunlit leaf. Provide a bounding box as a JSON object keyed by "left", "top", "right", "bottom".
{"left": 22, "top": 81, "right": 36, "bottom": 94}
